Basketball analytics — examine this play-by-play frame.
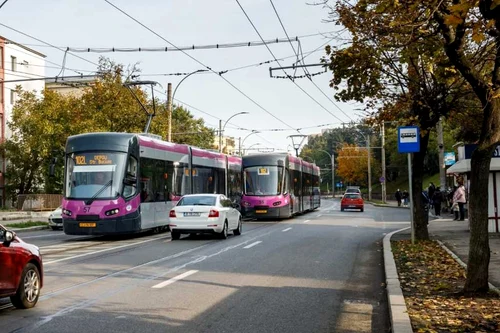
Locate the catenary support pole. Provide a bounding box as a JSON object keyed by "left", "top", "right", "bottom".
{"left": 167, "top": 83, "right": 172, "bottom": 141}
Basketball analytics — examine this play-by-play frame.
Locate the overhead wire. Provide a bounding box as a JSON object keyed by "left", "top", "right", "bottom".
{"left": 0, "top": 23, "right": 99, "bottom": 68}
{"left": 268, "top": 0, "right": 354, "bottom": 121}
{"left": 138, "top": 48, "right": 325, "bottom": 78}
{"left": 235, "top": 0, "right": 345, "bottom": 124}
{"left": 104, "top": 0, "right": 299, "bottom": 132}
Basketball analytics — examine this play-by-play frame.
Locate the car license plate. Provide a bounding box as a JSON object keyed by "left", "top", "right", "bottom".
{"left": 349, "top": 205, "right": 356, "bottom": 208}
{"left": 79, "top": 222, "right": 96, "bottom": 228}
{"left": 255, "top": 210, "right": 267, "bottom": 214}
{"left": 183, "top": 212, "right": 201, "bottom": 217}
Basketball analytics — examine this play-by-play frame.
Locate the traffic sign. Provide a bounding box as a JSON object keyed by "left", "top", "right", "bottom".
{"left": 398, "top": 126, "right": 420, "bottom": 153}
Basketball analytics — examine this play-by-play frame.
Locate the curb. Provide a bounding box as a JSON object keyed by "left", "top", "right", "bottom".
{"left": 383, "top": 227, "right": 413, "bottom": 333}
{"left": 435, "top": 240, "right": 500, "bottom": 296}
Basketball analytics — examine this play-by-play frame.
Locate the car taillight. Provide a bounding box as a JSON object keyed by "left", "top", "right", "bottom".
{"left": 169, "top": 210, "right": 176, "bottom": 218}
{"left": 208, "top": 209, "right": 219, "bottom": 217}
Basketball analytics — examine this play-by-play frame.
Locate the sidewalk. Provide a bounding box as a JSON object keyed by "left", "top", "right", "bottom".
{"left": 385, "top": 218, "right": 500, "bottom": 332}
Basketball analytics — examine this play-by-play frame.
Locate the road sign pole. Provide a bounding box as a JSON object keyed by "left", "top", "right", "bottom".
{"left": 397, "top": 126, "right": 420, "bottom": 245}
{"left": 408, "top": 153, "right": 415, "bottom": 244}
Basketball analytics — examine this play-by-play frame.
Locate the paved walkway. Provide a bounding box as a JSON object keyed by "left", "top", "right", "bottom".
{"left": 387, "top": 217, "right": 500, "bottom": 332}
{"left": 391, "top": 218, "right": 500, "bottom": 288}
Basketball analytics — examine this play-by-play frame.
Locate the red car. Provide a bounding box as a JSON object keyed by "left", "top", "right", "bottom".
{"left": 0, "top": 225, "right": 43, "bottom": 309}
{"left": 341, "top": 193, "right": 364, "bottom": 212}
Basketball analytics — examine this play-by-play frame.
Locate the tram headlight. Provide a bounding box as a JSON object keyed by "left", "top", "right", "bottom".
{"left": 105, "top": 208, "right": 119, "bottom": 216}
{"left": 241, "top": 201, "right": 251, "bottom": 207}
{"left": 62, "top": 209, "right": 72, "bottom": 216}
{"left": 273, "top": 201, "right": 282, "bottom": 206}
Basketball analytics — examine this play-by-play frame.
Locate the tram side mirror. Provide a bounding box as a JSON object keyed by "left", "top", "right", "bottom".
{"left": 48, "top": 157, "right": 57, "bottom": 177}
{"left": 123, "top": 175, "right": 137, "bottom": 187}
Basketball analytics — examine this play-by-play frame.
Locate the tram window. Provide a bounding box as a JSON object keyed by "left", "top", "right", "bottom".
{"left": 228, "top": 169, "right": 242, "bottom": 201}
{"left": 140, "top": 158, "right": 175, "bottom": 202}
{"left": 216, "top": 168, "right": 225, "bottom": 194}
{"left": 284, "top": 170, "right": 290, "bottom": 195}
{"left": 293, "top": 170, "right": 301, "bottom": 196}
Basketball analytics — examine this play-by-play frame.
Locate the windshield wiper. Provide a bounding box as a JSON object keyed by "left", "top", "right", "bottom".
{"left": 85, "top": 179, "right": 113, "bottom": 205}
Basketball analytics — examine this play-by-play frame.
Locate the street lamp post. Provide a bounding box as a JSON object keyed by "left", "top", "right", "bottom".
{"left": 240, "top": 131, "right": 260, "bottom": 156}
{"left": 168, "top": 69, "right": 208, "bottom": 141}
{"left": 318, "top": 149, "right": 335, "bottom": 198}
{"left": 219, "top": 112, "right": 249, "bottom": 153}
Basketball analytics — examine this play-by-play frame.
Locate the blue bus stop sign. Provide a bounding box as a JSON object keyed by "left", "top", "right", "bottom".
{"left": 397, "top": 126, "right": 420, "bottom": 153}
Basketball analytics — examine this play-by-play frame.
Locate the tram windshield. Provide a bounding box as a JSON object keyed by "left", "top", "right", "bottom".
{"left": 244, "top": 166, "right": 283, "bottom": 196}
{"left": 65, "top": 152, "right": 127, "bottom": 199}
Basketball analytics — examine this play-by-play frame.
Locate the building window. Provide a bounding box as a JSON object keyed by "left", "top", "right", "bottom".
{"left": 11, "top": 56, "right": 16, "bottom": 72}
{"left": 10, "top": 90, "right": 15, "bottom": 105}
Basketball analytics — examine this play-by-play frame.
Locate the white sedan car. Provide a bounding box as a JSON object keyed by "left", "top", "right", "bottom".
{"left": 48, "top": 206, "right": 63, "bottom": 230}
{"left": 169, "top": 194, "right": 242, "bottom": 240}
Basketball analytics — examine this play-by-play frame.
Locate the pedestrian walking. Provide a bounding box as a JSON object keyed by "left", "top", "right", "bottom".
{"left": 428, "top": 182, "right": 436, "bottom": 210}
{"left": 402, "top": 190, "right": 409, "bottom": 207}
{"left": 432, "top": 187, "right": 444, "bottom": 217}
{"left": 395, "top": 189, "right": 402, "bottom": 207}
{"left": 454, "top": 182, "right": 467, "bottom": 221}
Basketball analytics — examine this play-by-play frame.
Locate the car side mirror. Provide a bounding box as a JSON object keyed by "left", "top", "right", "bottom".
{"left": 4, "top": 230, "right": 15, "bottom": 243}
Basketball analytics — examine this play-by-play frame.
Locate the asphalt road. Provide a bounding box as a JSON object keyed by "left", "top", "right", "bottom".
{"left": 0, "top": 199, "right": 410, "bottom": 333}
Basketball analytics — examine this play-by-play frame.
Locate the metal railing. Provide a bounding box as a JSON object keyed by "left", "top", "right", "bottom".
{"left": 16, "top": 194, "right": 63, "bottom": 211}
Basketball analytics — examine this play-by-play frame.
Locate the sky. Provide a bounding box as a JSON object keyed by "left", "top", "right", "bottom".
{"left": 0, "top": 0, "right": 363, "bottom": 153}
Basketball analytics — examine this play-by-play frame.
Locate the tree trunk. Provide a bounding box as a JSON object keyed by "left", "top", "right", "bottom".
{"left": 412, "top": 131, "right": 430, "bottom": 240}
{"left": 463, "top": 96, "right": 500, "bottom": 293}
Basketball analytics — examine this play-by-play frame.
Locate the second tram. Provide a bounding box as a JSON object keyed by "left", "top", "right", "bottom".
{"left": 240, "top": 153, "right": 320, "bottom": 219}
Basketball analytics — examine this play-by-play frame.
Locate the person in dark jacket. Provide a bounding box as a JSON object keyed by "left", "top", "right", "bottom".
{"left": 395, "top": 189, "right": 402, "bottom": 207}
{"left": 432, "top": 186, "right": 444, "bottom": 217}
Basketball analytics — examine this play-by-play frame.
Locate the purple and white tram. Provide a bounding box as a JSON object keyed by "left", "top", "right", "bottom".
{"left": 240, "top": 153, "right": 320, "bottom": 219}
{"left": 62, "top": 132, "right": 242, "bottom": 235}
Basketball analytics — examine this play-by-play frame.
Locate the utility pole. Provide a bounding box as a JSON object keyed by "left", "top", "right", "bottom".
{"left": 437, "top": 117, "right": 446, "bottom": 189}
{"left": 219, "top": 120, "right": 223, "bottom": 153}
{"left": 167, "top": 83, "right": 172, "bottom": 142}
{"left": 331, "top": 153, "right": 335, "bottom": 198}
{"left": 367, "top": 134, "right": 372, "bottom": 201}
{"left": 381, "top": 123, "right": 387, "bottom": 203}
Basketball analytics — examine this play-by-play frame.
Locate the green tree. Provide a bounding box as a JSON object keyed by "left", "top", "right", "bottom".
{"left": 321, "top": 0, "right": 499, "bottom": 293}
{"left": 2, "top": 57, "right": 216, "bottom": 203}
{"left": 321, "top": 0, "right": 482, "bottom": 241}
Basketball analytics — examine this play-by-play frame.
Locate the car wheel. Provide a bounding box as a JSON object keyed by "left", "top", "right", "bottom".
{"left": 51, "top": 226, "right": 59, "bottom": 231}
{"left": 219, "top": 221, "right": 228, "bottom": 239}
{"left": 360, "top": 208, "right": 364, "bottom": 212}
{"left": 341, "top": 207, "right": 344, "bottom": 211}
{"left": 10, "top": 263, "right": 41, "bottom": 309}
{"left": 233, "top": 218, "right": 242, "bottom": 236}
{"left": 171, "top": 231, "right": 181, "bottom": 240}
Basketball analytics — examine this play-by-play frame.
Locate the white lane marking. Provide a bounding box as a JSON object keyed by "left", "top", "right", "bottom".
{"left": 243, "top": 241, "right": 262, "bottom": 249}
{"left": 303, "top": 220, "right": 310, "bottom": 223}
{"left": 20, "top": 233, "right": 68, "bottom": 239}
{"left": 44, "top": 235, "right": 170, "bottom": 265}
{"left": 282, "top": 227, "right": 292, "bottom": 232}
{"left": 152, "top": 270, "right": 198, "bottom": 289}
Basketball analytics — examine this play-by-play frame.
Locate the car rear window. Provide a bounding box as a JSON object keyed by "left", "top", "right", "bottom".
{"left": 344, "top": 194, "right": 361, "bottom": 199}
{"left": 177, "top": 196, "right": 217, "bottom": 206}
{"left": 345, "top": 188, "right": 360, "bottom": 193}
